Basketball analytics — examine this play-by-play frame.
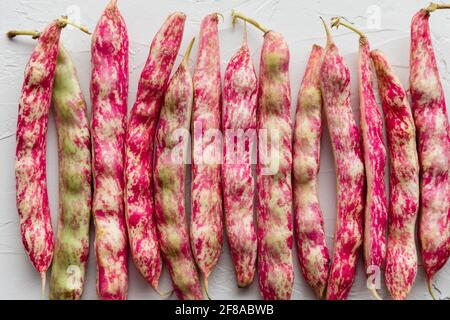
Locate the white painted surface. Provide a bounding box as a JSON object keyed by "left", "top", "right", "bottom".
{"left": 0, "top": 0, "right": 449, "bottom": 300}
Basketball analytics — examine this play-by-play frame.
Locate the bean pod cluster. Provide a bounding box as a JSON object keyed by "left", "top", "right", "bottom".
{"left": 8, "top": 1, "right": 450, "bottom": 301}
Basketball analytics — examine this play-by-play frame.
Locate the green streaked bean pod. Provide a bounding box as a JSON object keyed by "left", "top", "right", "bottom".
{"left": 49, "top": 44, "right": 92, "bottom": 300}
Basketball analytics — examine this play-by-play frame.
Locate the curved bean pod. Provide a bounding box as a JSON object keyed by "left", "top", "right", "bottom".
{"left": 191, "top": 13, "right": 223, "bottom": 296}
{"left": 91, "top": 0, "right": 129, "bottom": 300}
{"left": 293, "top": 44, "right": 330, "bottom": 299}
{"left": 410, "top": 5, "right": 450, "bottom": 296}
{"left": 331, "top": 19, "right": 388, "bottom": 299}
{"left": 125, "top": 12, "right": 186, "bottom": 291}
{"left": 49, "top": 44, "right": 92, "bottom": 300}
{"left": 154, "top": 38, "right": 203, "bottom": 300}
{"left": 233, "top": 11, "right": 294, "bottom": 300}
{"left": 14, "top": 19, "right": 63, "bottom": 291}
{"left": 222, "top": 27, "right": 258, "bottom": 288}
{"left": 372, "top": 49, "right": 420, "bottom": 300}
{"left": 319, "top": 19, "right": 365, "bottom": 300}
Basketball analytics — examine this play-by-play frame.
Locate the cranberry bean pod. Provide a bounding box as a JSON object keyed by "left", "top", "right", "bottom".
{"left": 191, "top": 13, "right": 223, "bottom": 296}
{"left": 222, "top": 27, "right": 258, "bottom": 288}
{"left": 331, "top": 19, "right": 388, "bottom": 299}
{"left": 13, "top": 20, "right": 63, "bottom": 292}
{"left": 232, "top": 11, "right": 294, "bottom": 300}
{"left": 319, "top": 19, "right": 365, "bottom": 300}
{"left": 293, "top": 44, "right": 330, "bottom": 299}
{"left": 49, "top": 44, "right": 92, "bottom": 300}
{"left": 90, "top": 0, "right": 129, "bottom": 300}
{"left": 371, "top": 49, "right": 420, "bottom": 300}
{"left": 154, "top": 38, "right": 203, "bottom": 300}
{"left": 124, "top": 12, "right": 186, "bottom": 292}
{"left": 410, "top": 4, "right": 450, "bottom": 297}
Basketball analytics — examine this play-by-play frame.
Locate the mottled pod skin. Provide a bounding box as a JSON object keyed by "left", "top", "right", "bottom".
{"left": 222, "top": 31, "right": 258, "bottom": 288}
{"left": 357, "top": 39, "right": 388, "bottom": 283}
{"left": 256, "top": 31, "right": 294, "bottom": 300}
{"left": 410, "top": 9, "right": 450, "bottom": 289}
{"left": 90, "top": 0, "right": 129, "bottom": 300}
{"left": 154, "top": 39, "right": 203, "bottom": 300}
{"left": 293, "top": 44, "right": 330, "bottom": 299}
{"left": 124, "top": 12, "right": 185, "bottom": 291}
{"left": 49, "top": 45, "right": 92, "bottom": 300}
{"left": 15, "top": 20, "right": 62, "bottom": 282}
{"left": 371, "top": 49, "right": 420, "bottom": 300}
{"left": 320, "top": 25, "right": 365, "bottom": 300}
{"left": 191, "top": 13, "right": 223, "bottom": 293}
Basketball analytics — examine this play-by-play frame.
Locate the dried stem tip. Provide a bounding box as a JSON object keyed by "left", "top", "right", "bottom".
{"left": 232, "top": 10, "right": 269, "bottom": 34}
{"left": 427, "top": 278, "right": 437, "bottom": 300}
{"left": 7, "top": 30, "right": 41, "bottom": 39}
{"left": 320, "top": 16, "right": 333, "bottom": 46}
{"left": 58, "top": 16, "right": 91, "bottom": 35}
{"left": 331, "top": 16, "right": 367, "bottom": 44}
{"left": 425, "top": 2, "right": 450, "bottom": 13}
{"left": 7, "top": 16, "right": 91, "bottom": 40}
{"left": 183, "top": 37, "right": 196, "bottom": 63}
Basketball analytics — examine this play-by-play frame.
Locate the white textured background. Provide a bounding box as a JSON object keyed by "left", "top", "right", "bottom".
{"left": 0, "top": 0, "right": 449, "bottom": 300}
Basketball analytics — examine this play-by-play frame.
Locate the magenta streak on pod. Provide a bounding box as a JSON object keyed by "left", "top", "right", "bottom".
{"left": 222, "top": 27, "right": 258, "bottom": 288}
{"left": 153, "top": 38, "right": 203, "bottom": 300}
{"left": 371, "top": 49, "right": 420, "bottom": 300}
{"left": 410, "top": 8, "right": 450, "bottom": 296}
{"left": 15, "top": 20, "right": 63, "bottom": 290}
{"left": 319, "top": 20, "right": 365, "bottom": 300}
{"left": 124, "top": 12, "right": 186, "bottom": 292}
{"left": 293, "top": 44, "right": 330, "bottom": 299}
{"left": 90, "top": 0, "right": 129, "bottom": 300}
{"left": 190, "top": 13, "right": 223, "bottom": 296}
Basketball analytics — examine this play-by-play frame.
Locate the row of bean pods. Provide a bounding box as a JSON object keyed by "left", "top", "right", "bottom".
{"left": 9, "top": 0, "right": 449, "bottom": 300}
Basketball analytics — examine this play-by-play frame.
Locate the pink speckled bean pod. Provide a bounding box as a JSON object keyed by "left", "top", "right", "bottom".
{"left": 91, "top": 0, "right": 129, "bottom": 300}
{"left": 293, "top": 44, "right": 330, "bottom": 299}
{"left": 233, "top": 11, "right": 294, "bottom": 300}
{"left": 124, "top": 12, "right": 186, "bottom": 292}
{"left": 319, "top": 19, "right": 365, "bottom": 300}
{"left": 154, "top": 38, "right": 203, "bottom": 300}
{"left": 191, "top": 13, "right": 223, "bottom": 297}
{"left": 410, "top": 4, "right": 450, "bottom": 298}
{"left": 331, "top": 19, "right": 388, "bottom": 300}
{"left": 12, "top": 20, "right": 63, "bottom": 292}
{"left": 222, "top": 26, "right": 258, "bottom": 288}
{"left": 371, "top": 49, "right": 420, "bottom": 300}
